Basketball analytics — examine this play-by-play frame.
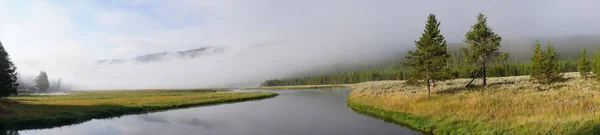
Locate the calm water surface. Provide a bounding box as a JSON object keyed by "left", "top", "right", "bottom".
{"left": 16, "top": 89, "right": 420, "bottom": 135}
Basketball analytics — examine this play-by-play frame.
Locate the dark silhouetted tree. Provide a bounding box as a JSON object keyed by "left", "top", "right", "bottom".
{"left": 35, "top": 71, "right": 50, "bottom": 92}
{"left": 0, "top": 41, "right": 18, "bottom": 98}
{"left": 404, "top": 14, "right": 450, "bottom": 97}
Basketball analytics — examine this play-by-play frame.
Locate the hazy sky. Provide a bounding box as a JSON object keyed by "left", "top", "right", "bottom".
{"left": 2, "top": 0, "right": 599, "bottom": 61}
{"left": 1, "top": 0, "right": 599, "bottom": 89}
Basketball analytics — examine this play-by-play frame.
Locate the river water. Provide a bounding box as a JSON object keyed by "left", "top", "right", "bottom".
{"left": 14, "top": 89, "right": 420, "bottom": 135}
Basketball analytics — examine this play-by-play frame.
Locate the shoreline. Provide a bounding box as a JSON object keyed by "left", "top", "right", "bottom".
{"left": 345, "top": 72, "right": 600, "bottom": 134}
{"left": 0, "top": 90, "right": 277, "bottom": 130}
{"left": 242, "top": 84, "right": 350, "bottom": 90}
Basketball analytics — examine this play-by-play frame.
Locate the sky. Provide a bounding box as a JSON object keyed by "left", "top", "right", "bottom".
{"left": 1, "top": 0, "right": 599, "bottom": 89}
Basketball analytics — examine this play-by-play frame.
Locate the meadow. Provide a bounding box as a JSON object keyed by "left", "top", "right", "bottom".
{"left": 0, "top": 89, "right": 277, "bottom": 130}
{"left": 348, "top": 72, "right": 600, "bottom": 134}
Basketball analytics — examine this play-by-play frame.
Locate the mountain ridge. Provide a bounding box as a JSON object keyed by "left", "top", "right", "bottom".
{"left": 96, "top": 46, "right": 226, "bottom": 65}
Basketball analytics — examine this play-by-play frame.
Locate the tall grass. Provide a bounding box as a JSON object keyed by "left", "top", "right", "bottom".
{"left": 348, "top": 72, "right": 600, "bottom": 134}
{"left": 0, "top": 89, "right": 277, "bottom": 130}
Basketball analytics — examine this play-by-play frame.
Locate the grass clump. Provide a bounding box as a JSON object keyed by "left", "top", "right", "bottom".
{"left": 348, "top": 72, "right": 600, "bottom": 134}
{"left": 0, "top": 89, "right": 277, "bottom": 130}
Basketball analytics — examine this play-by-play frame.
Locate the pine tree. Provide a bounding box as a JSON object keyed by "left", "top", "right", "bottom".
{"left": 35, "top": 71, "right": 50, "bottom": 92}
{"left": 461, "top": 13, "right": 503, "bottom": 87}
{"left": 530, "top": 41, "right": 544, "bottom": 82}
{"left": 543, "top": 43, "right": 562, "bottom": 83}
{"left": 404, "top": 14, "right": 450, "bottom": 97}
{"left": 578, "top": 48, "right": 591, "bottom": 78}
{"left": 593, "top": 48, "right": 600, "bottom": 79}
{"left": 0, "top": 41, "right": 18, "bottom": 98}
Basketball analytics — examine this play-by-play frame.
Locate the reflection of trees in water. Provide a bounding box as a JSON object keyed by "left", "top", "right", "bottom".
{"left": 291, "top": 89, "right": 350, "bottom": 103}
{"left": 2, "top": 130, "right": 19, "bottom": 135}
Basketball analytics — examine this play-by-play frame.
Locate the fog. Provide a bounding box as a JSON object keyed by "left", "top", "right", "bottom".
{"left": 1, "top": 0, "right": 600, "bottom": 90}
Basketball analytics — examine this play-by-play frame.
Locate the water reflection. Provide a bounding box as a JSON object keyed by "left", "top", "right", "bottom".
{"left": 10, "top": 89, "right": 420, "bottom": 135}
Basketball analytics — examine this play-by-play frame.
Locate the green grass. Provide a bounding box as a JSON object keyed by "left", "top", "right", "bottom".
{"left": 0, "top": 89, "right": 277, "bottom": 130}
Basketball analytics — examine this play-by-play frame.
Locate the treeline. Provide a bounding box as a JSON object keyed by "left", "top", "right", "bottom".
{"left": 262, "top": 70, "right": 408, "bottom": 86}
{"left": 16, "top": 71, "right": 63, "bottom": 93}
{"left": 260, "top": 62, "right": 578, "bottom": 86}
{"left": 261, "top": 13, "right": 583, "bottom": 87}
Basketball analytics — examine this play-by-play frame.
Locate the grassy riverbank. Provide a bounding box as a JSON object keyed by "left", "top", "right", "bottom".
{"left": 348, "top": 72, "right": 600, "bottom": 134}
{"left": 0, "top": 89, "right": 277, "bottom": 130}
{"left": 243, "top": 84, "right": 349, "bottom": 90}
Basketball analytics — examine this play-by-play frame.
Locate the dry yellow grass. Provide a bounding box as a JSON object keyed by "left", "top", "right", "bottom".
{"left": 348, "top": 72, "right": 600, "bottom": 134}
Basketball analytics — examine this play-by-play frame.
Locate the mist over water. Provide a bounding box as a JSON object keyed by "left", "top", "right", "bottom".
{"left": 2, "top": 0, "right": 600, "bottom": 90}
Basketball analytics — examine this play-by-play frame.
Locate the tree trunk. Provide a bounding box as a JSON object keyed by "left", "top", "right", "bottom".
{"left": 426, "top": 68, "right": 431, "bottom": 98}
{"left": 426, "top": 79, "right": 431, "bottom": 98}
{"left": 465, "top": 68, "right": 481, "bottom": 88}
{"left": 482, "top": 62, "right": 487, "bottom": 86}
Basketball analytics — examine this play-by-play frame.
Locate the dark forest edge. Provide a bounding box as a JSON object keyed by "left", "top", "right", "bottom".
{"left": 244, "top": 84, "right": 349, "bottom": 90}
{"left": 261, "top": 61, "right": 577, "bottom": 86}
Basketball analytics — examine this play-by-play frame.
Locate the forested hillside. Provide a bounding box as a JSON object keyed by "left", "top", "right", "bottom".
{"left": 260, "top": 34, "right": 596, "bottom": 86}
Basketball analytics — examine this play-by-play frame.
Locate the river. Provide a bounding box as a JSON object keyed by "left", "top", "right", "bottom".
{"left": 14, "top": 88, "right": 420, "bottom": 135}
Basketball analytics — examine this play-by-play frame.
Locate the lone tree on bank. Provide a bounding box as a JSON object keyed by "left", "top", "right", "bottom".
{"left": 461, "top": 13, "right": 503, "bottom": 87}
{"left": 35, "top": 71, "right": 50, "bottom": 92}
{"left": 578, "top": 48, "right": 591, "bottom": 79}
{"left": 0, "top": 41, "right": 19, "bottom": 98}
{"left": 405, "top": 14, "right": 450, "bottom": 97}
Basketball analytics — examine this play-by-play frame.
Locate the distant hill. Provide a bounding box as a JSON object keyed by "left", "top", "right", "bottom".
{"left": 96, "top": 46, "right": 226, "bottom": 65}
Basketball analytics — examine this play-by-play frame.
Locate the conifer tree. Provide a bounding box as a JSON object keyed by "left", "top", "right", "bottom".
{"left": 543, "top": 43, "right": 562, "bottom": 83}
{"left": 0, "top": 41, "right": 18, "bottom": 98}
{"left": 405, "top": 14, "right": 450, "bottom": 97}
{"left": 461, "top": 13, "right": 503, "bottom": 86}
{"left": 593, "top": 48, "right": 600, "bottom": 79}
{"left": 530, "top": 41, "right": 544, "bottom": 82}
{"left": 578, "top": 48, "right": 591, "bottom": 78}
{"left": 35, "top": 71, "right": 50, "bottom": 92}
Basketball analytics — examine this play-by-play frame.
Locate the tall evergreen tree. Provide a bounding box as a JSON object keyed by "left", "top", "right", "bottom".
{"left": 0, "top": 41, "right": 18, "bottom": 98}
{"left": 531, "top": 42, "right": 562, "bottom": 84}
{"left": 543, "top": 43, "right": 562, "bottom": 83}
{"left": 35, "top": 71, "right": 50, "bottom": 92}
{"left": 530, "top": 41, "right": 544, "bottom": 82}
{"left": 578, "top": 48, "right": 591, "bottom": 78}
{"left": 461, "top": 13, "right": 503, "bottom": 87}
{"left": 593, "top": 47, "right": 600, "bottom": 79}
{"left": 404, "top": 14, "right": 450, "bottom": 97}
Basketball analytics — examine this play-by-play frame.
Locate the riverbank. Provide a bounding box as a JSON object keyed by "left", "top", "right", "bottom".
{"left": 347, "top": 72, "right": 600, "bottom": 134}
{"left": 0, "top": 89, "right": 277, "bottom": 130}
{"left": 243, "top": 84, "right": 349, "bottom": 90}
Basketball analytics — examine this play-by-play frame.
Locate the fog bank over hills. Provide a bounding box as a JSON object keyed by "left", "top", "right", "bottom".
{"left": 3, "top": 0, "right": 600, "bottom": 90}
{"left": 14, "top": 43, "right": 403, "bottom": 90}
{"left": 13, "top": 34, "right": 600, "bottom": 90}
{"left": 96, "top": 46, "right": 227, "bottom": 65}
